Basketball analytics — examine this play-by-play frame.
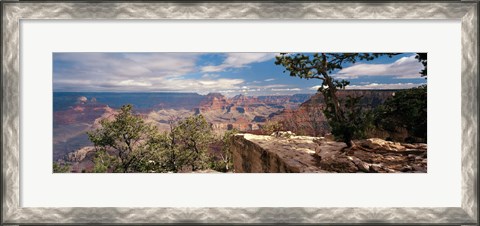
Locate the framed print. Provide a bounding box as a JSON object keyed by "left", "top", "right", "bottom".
{"left": 2, "top": 1, "right": 478, "bottom": 225}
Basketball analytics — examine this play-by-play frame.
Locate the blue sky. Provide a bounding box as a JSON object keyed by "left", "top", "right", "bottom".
{"left": 53, "top": 53, "right": 426, "bottom": 96}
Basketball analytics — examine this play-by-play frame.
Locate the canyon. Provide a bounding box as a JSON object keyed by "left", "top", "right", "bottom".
{"left": 53, "top": 92, "right": 312, "bottom": 162}
{"left": 53, "top": 90, "right": 415, "bottom": 173}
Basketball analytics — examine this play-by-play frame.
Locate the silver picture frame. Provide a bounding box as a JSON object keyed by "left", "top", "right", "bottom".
{"left": 2, "top": 1, "right": 478, "bottom": 224}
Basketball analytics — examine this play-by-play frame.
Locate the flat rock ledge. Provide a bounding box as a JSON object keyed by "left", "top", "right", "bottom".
{"left": 231, "top": 133, "right": 427, "bottom": 173}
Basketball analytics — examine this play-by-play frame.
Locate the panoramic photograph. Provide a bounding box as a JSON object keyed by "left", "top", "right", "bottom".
{"left": 53, "top": 52, "right": 427, "bottom": 173}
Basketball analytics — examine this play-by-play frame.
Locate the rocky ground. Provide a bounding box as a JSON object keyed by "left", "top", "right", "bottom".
{"left": 231, "top": 132, "right": 427, "bottom": 173}
{"left": 316, "top": 138, "right": 427, "bottom": 173}
{"left": 61, "top": 132, "right": 427, "bottom": 173}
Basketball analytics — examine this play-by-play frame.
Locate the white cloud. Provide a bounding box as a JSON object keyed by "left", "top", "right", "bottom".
{"left": 271, "top": 88, "right": 301, "bottom": 91}
{"left": 249, "top": 84, "right": 287, "bottom": 89}
{"left": 201, "top": 74, "right": 220, "bottom": 79}
{"left": 54, "top": 53, "right": 204, "bottom": 92}
{"left": 118, "top": 80, "right": 151, "bottom": 87}
{"left": 345, "top": 82, "right": 425, "bottom": 89}
{"left": 335, "top": 54, "right": 424, "bottom": 79}
{"left": 264, "top": 78, "right": 275, "bottom": 82}
{"left": 201, "top": 53, "right": 276, "bottom": 72}
{"left": 158, "top": 78, "right": 245, "bottom": 92}
{"left": 54, "top": 52, "right": 250, "bottom": 93}
{"left": 310, "top": 83, "right": 424, "bottom": 90}
{"left": 54, "top": 53, "right": 198, "bottom": 79}
{"left": 122, "top": 53, "right": 199, "bottom": 77}
{"left": 309, "top": 85, "right": 327, "bottom": 90}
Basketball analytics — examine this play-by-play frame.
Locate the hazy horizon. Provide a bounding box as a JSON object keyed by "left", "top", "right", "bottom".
{"left": 52, "top": 89, "right": 407, "bottom": 98}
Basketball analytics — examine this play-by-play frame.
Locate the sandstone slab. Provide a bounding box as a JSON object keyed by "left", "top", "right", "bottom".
{"left": 231, "top": 133, "right": 427, "bottom": 173}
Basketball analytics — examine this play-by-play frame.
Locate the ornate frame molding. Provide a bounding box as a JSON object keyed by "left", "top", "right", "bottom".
{"left": 2, "top": 2, "right": 477, "bottom": 224}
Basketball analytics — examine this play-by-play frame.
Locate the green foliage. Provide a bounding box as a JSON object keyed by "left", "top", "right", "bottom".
{"left": 140, "top": 131, "right": 177, "bottom": 173}
{"left": 415, "top": 53, "right": 427, "bottom": 77}
{"left": 172, "top": 115, "right": 213, "bottom": 171}
{"left": 92, "top": 149, "right": 119, "bottom": 173}
{"left": 209, "top": 129, "right": 237, "bottom": 172}
{"left": 87, "top": 104, "right": 158, "bottom": 172}
{"left": 374, "top": 85, "right": 427, "bottom": 142}
{"left": 275, "top": 53, "right": 396, "bottom": 146}
{"left": 274, "top": 53, "right": 397, "bottom": 79}
{"left": 53, "top": 162, "right": 70, "bottom": 173}
{"left": 325, "top": 96, "right": 374, "bottom": 144}
{"left": 87, "top": 105, "right": 225, "bottom": 173}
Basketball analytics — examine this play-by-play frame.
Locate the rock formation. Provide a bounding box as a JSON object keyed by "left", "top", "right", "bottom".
{"left": 67, "top": 146, "right": 95, "bottom": 162}
{"left": 231, "top": 133, "right": 427, "bottom": 173}
{"left": 301, "top": 89, "right": 397, "bottom": 108}
{"left": 231, "top": 133, "right": 329, "bottom": 173}
{"left": 269, "top": 90, "right": 398, "bottom": 137}
{"left": 53, "top": 101, "right": 114, "bottom": 127}
{"left": 197, "top": 93, "right": 309, "bottom": 133}
{"left": 198, "top": 93, "right": 229, "bottom": 111}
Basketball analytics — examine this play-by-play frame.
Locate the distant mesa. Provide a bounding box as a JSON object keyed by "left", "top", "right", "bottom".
{"left": 300, "top": 89, "right": 396, "bottom": 109}
{"left": 198, "top": 93, "right": 229, "bottom": 112}
{"left": 54, "top": 100, "right": 113, "bottom": 127}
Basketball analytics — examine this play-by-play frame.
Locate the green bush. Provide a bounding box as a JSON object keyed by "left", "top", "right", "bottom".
{"left": 373, "top": 85, "right": 427, "bottom": 142}
{"left": 87, "top": 105, "right": 234, "bottom": 173}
